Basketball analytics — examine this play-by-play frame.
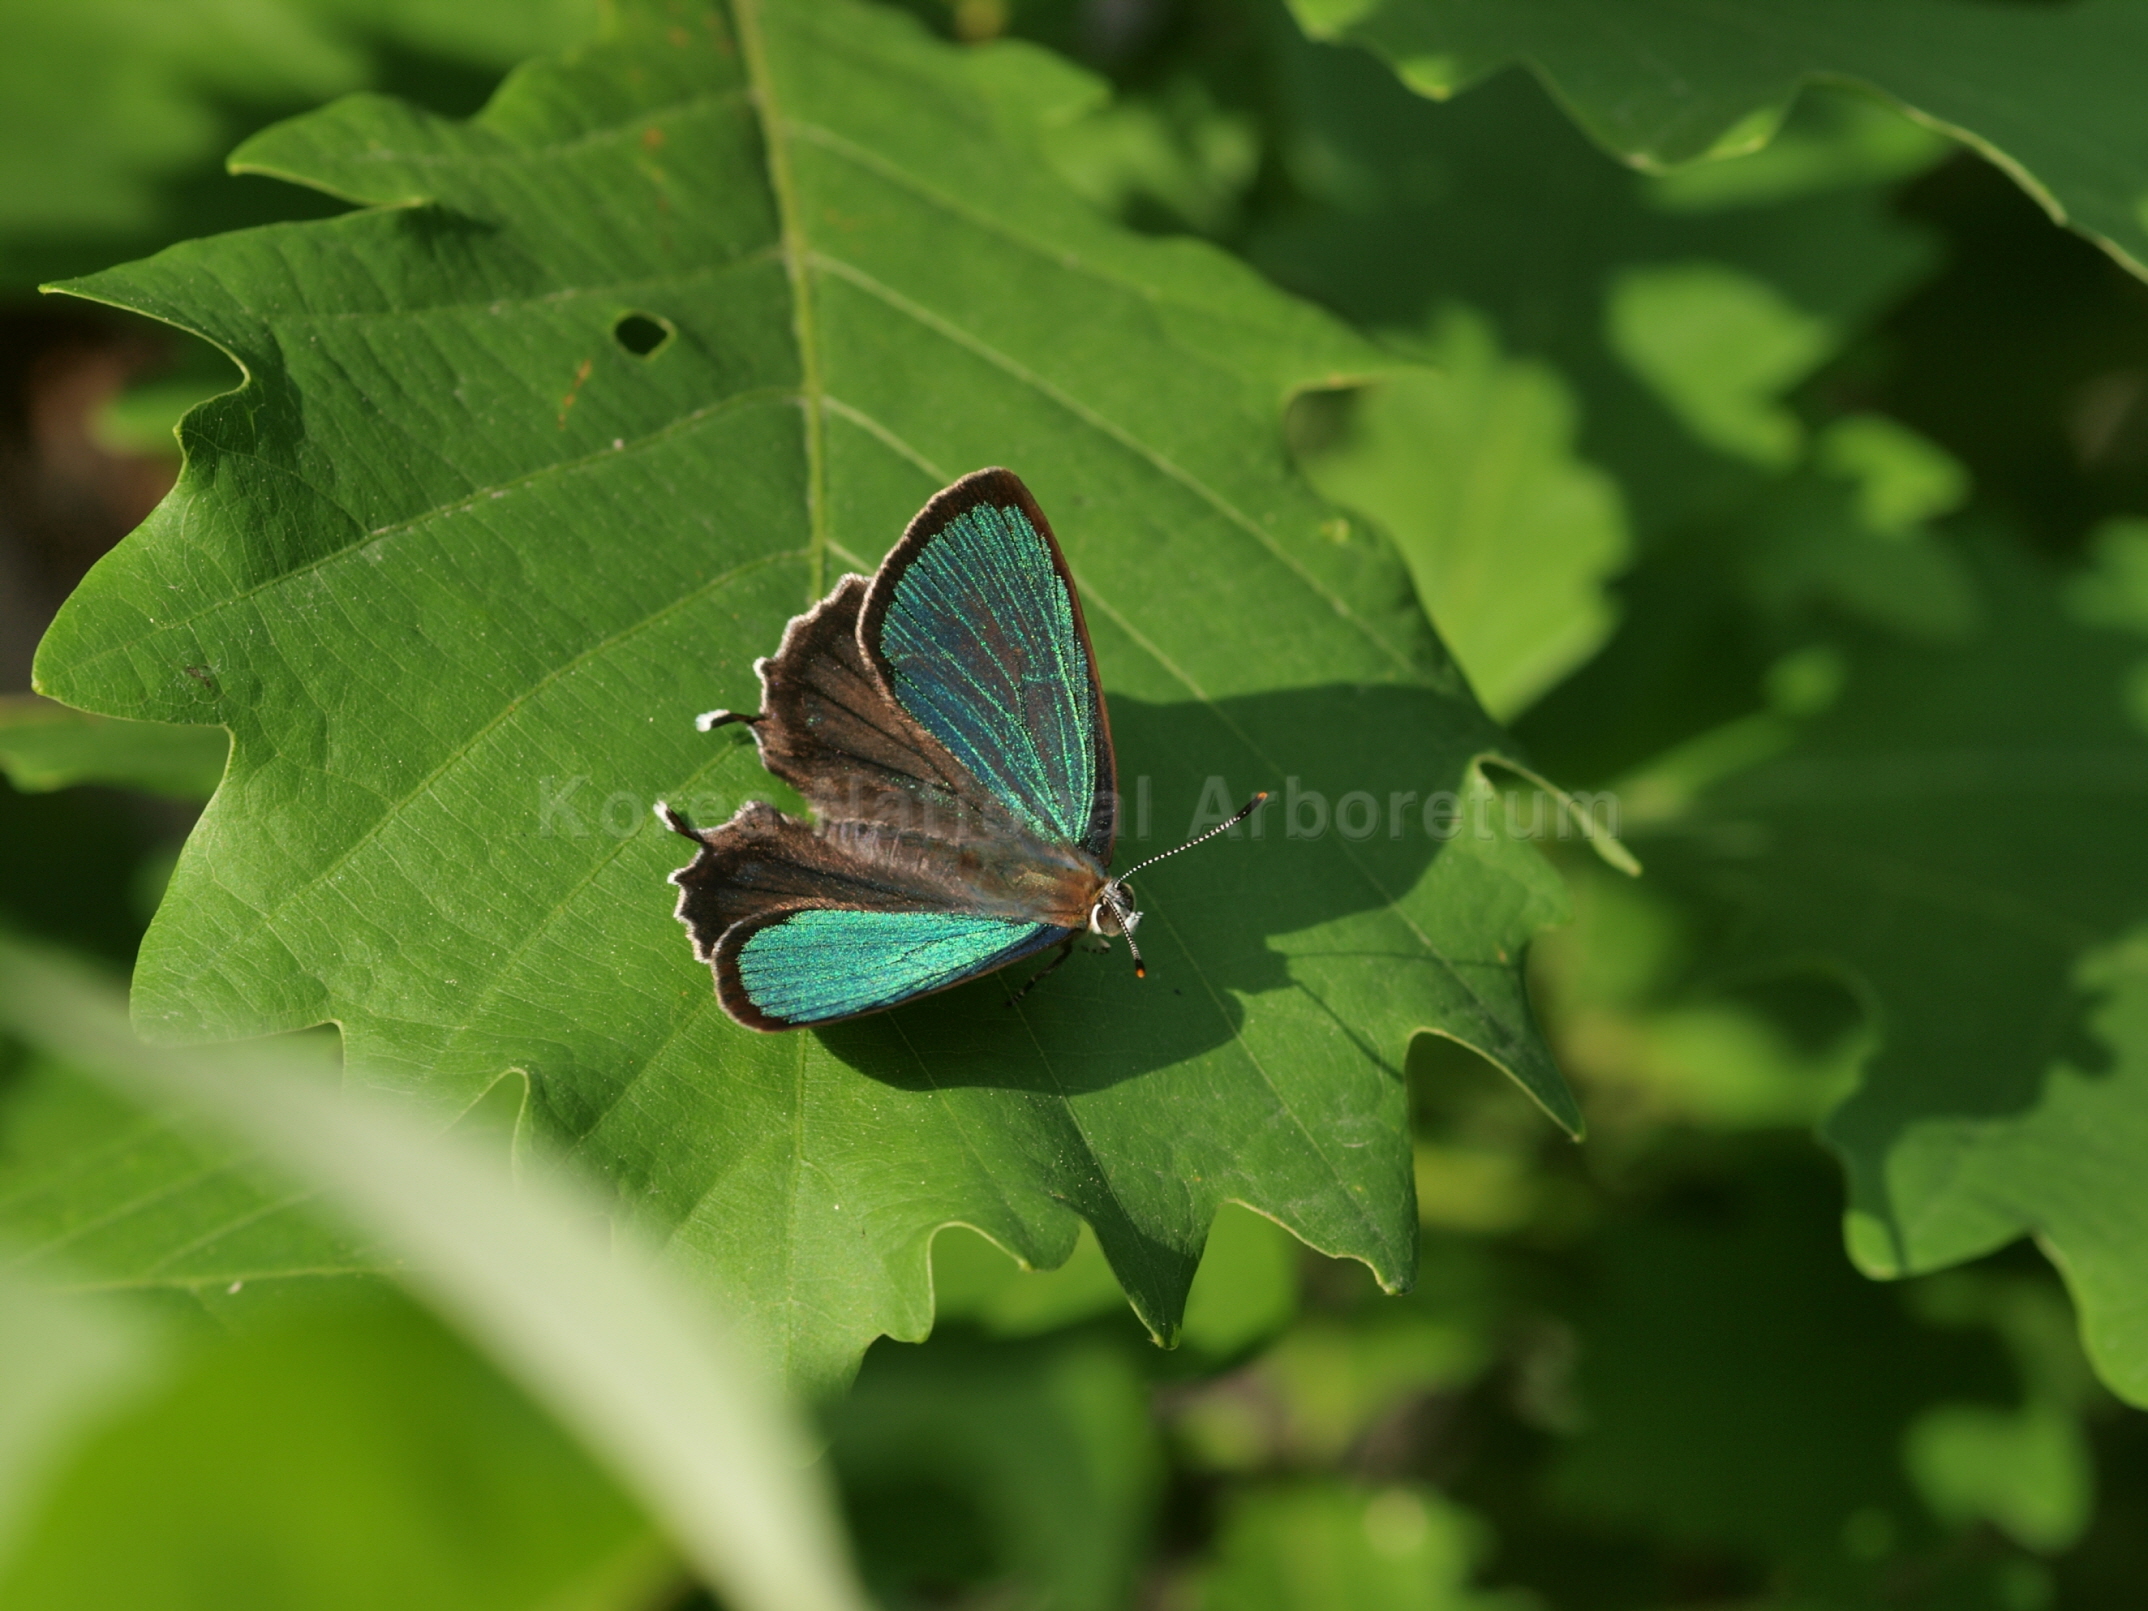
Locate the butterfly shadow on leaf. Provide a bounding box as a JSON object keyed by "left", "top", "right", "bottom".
{"left": 808, "top": 681, "right": 1502, "bottom": 1097}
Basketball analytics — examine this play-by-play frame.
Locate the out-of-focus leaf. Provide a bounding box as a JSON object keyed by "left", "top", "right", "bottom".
{"left": 1186, "top": 1480, "right": 1523, "bottom": 1611}
{"left": 0, "top": 1267, "right": 165, "bottom": 1569}
{"left": 1248, "top": 29, "right": 1943, "bottom": 770}
{"left": 1642, "top": 87, "right": 1951, "bottom": 213}
{"left": 1287, "top": 0, "right": 2148, "bottom": 277}
{"left": 1530, "top": 860, "right": 1867, "bottom": 1133}
{"left": 928, "top": 1199, "right": 1300, "bottom": 1355}
{"left": 34, "top": 0, "right": 1586, "bottom": 1392}
{"left": 1179, "top": 1203, "right": 1303, "bottom": 1358}
{"left": 832, "top": 1332, "right": 1160, "bottom": 1611}
{"left": 0, "top": 696, "right": 224, "bottom": 800}
{"left": 1170, "top": 1309, "right": 1489, "bottom": 1473}
{"left": 0, "top": 939, "right": 873, "bottom": 1611}
{"left": 1550, "top": 1148, "right": 2015, "bottom": 1589}
{"left": 1735, "top": 473, "right": 1982, "bottom": 648}
{"left": 929, "top": 1223, "right": 1131, "bottom": 1339}
{"left": 1251, "top": 43, "right": 1940, "bottom": 539}
{"left": 1043, "top": 73, "right": 1262, "bottom": 238}
{"left": 0, "top": 0, "right": 599, "bottom": 293}
{"left": 1815, "top": 414, "right": 1972, "bottom": 539}
{"left": 1295, "top": 306, "right": 1629, "bottom": 719}
{"left": 1903, "top": 1268, "right": 2104, "bottom": 1554}
{"left": 88, "top": 340, "right": 243, "bottom": 458}
{"left": 0, "top": 1286, "right": 665, "bottom": 1611}
{"left": 2069, "top": 516, "right": 2148, "bottom": 644}
{"left": 0, "top": 781, "right": 178, "bottom": 963}
{"left": 1605, "top": 261, "right": 1834, "bottom": 470}
{"left": 1905, "top": 1398, "right": 2092, "bottom": 1555}
{"left": 1641, "top": 535, "right": 2148, "bottom": 1405}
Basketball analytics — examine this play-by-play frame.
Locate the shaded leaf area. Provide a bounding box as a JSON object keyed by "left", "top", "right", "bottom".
{"left": 0, "top": 695, "right": 223, "bottom": 799}
{"left": 1548, "top": 1154, "right": 2015, "bottom": 1590}
{"left": 1019, "top": 0, "right": 2148, "bottom": 1406}
{"left": 35, "top": 0, "right": 1578, "bottom": 1392}
{"left": 1528, "top": 1143, "right": 2107, "bottom": 1610}
{"left": 833, "top": 1332, "right": 1161, "bottom": 1611}
{"left": 0, "top": 1281, "right": 663, "bottom": 1611}
{"left": 1286, "top": 0, "right": 2148, "bottom": 278}
{"left": 1874, "top": 156, "right": 2148, "bottom": 557}
{"left": 1248, "top": 29, "right": 1940, "bottom": 533}
{"left": 1231, "top": 23, "right": 1959, "bottom": 767}
{"left": 1632, "top": 534, "right": 2148, "bottom": 1404}
{"left": 0, "top": 0, "right": 600, "bottom": 295}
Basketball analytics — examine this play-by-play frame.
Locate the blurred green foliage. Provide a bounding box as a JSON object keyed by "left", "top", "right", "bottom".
{"left": 5, "top": 0, "right": 2148, "bottom": 1606}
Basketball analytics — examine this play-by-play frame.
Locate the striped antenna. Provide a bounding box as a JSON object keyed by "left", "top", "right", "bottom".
{"left": 1108, "top": 792, "right": 1268, "bottom": 980}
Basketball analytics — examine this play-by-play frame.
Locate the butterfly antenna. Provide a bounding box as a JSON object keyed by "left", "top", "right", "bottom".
{"left": 1106, "top": 793, "right": 1266, "bottom": 982}
{"left": 1109, "top": 792, "right": 1268, "bottom": 888}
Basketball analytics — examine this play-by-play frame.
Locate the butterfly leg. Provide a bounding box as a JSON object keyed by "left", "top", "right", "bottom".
{"left": 1009, "top": 935, "right": 1079, "bottom": 1007}
{"left": 654, "top": 802, "right": 714, "bottom": 843}
{"left": 695, "top": 707, "right": 762, "bottom": 732}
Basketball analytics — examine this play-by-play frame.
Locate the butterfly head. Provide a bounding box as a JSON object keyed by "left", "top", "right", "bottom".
{"left": 1088, "top": 881, "right": 1146, "bottom": 978}
{"left": 1088, "top": 883, "right": 1141, "bottom": 937}
{"left": 1086, "top": 792, "right": 1268, "bottom": 982}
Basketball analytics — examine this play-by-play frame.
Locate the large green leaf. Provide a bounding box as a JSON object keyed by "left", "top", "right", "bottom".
{"left": 35, "top": 0, "right": 1579, "bottom": 1392}
{"left": 1287, "top": 0, "right": 2148, "bottom": 278}
{"left": 1637, "top": 533, "right": 2148, "bottom": 1404}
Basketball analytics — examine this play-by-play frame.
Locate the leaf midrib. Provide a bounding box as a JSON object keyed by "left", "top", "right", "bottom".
{"left": 733, "top": 0, "right": 828, "bottom": 605}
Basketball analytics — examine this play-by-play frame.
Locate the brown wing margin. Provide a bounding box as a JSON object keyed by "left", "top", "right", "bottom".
{"left": 665, "top": 801, "right": 944, "bottom": 961}
{"left": 854, "top": 468, "right": 1121, "bottom": 868}
{"left": 700, "top": 572, "right": 1009, "bottom": 843}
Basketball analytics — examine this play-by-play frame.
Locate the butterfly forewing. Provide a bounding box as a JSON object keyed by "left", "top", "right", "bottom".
{"left": 861, "top": 470, "right": 1118, "bottom": 864}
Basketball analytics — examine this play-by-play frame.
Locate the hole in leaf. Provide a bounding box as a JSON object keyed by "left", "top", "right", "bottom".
{"left": 612, "top": 313, "right": 673, "bottom": 358}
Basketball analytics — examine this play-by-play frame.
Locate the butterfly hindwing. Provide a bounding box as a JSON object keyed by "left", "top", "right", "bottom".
{"left": 715, "top": 906, "right": 1067, "bottom": 1028}
{"left": 860, "top": 469, "right": 1117, "bottom": 862}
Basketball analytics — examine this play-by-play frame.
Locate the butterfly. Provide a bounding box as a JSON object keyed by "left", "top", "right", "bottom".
{"left": 657, "top": 467, "right": 1264, "bottom": 1031}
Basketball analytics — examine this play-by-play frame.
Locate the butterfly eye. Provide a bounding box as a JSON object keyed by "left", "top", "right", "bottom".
{"left": 1088, "top": 886, "right": 1140, "bottom": 937}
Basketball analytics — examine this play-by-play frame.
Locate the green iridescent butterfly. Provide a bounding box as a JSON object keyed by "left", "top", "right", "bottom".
{"left": 658, "top": 467, "right": 1262, "bottom": 1031}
